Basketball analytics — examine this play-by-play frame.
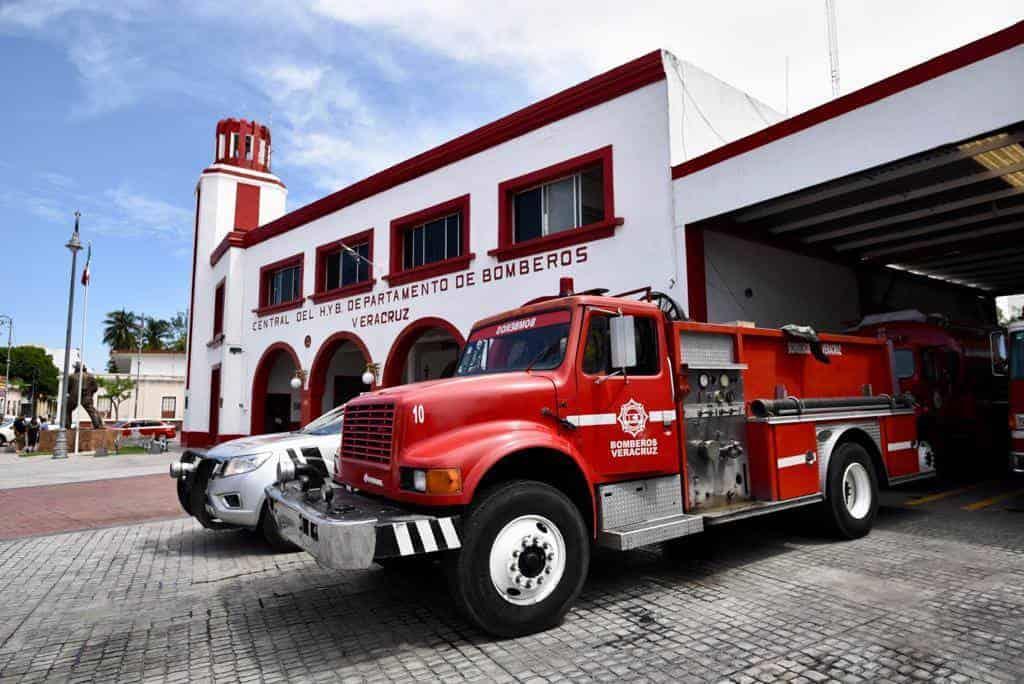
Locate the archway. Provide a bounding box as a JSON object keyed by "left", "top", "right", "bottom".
{"left": 251, "top": 342, "right": 301, "bottom": 435}
{"left": 309, "top": 332, "right": 372, "bottom": 417}
{"left": 382, "top": 317, "right": 465, "bottom": 387}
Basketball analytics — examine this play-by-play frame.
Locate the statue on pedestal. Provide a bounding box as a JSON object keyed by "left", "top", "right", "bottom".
{"left": 66, "top": 363, "right": 105, "bottom": 429}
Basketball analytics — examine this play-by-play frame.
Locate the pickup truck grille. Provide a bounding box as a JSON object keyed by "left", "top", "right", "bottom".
{"left": 341, "top": 402, "right": 395, "bottom": 465}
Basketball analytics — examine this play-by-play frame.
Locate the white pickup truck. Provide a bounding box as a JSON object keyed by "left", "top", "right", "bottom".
{"left": 170, "top": 406, "right": 343, "bottom": 549}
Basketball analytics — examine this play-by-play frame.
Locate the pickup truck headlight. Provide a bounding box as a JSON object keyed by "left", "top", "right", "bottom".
{"left": 221, "top": 452, "right": 271, "bottom": 477}
{"left": 400, "top": 467, "right": 462, "bottom": 494}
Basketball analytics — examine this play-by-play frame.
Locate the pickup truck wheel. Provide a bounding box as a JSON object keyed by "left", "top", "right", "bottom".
{"left": 447, "top": 480, "right": 589, "bottom": 637}
{"left": 259, "top": 502, "right": 300, "bottom": 552}
{"left": 825, "top": 442, "right": 878, "bottom": 539}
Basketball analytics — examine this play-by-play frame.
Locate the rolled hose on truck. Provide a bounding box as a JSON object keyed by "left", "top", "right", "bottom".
{"left": 750, "top": 394, "right": 914, "bottom": 418}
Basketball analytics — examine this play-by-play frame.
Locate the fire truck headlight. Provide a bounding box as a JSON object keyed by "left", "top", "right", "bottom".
{"left": 1017, "top": 414, "right": 1024, "bottom": 430}
{"left": 401, "top": 467, "right": 462, "bottom": 494}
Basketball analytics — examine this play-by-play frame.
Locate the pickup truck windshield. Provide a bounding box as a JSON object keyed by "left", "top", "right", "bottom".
{"left": 456, "top": 310, "right": 572, "bottom": 376}
{"left": 300, "top": 405, "right": 345, "bottom": 435}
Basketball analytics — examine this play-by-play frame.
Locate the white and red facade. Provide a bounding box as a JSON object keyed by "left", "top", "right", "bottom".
{"left": 184, "top": 22, "right": 1024, "bottom": 448}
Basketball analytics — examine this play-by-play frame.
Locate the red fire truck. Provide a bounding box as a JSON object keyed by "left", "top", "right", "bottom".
{"left": 1007, "top": 319, "right": 1024, "bottom": 473}
{"left": 851, "top": 311, "right": 1008, "bottom": 475}
{"left": 268, "top": 283, "right": 932, "bottom": 636}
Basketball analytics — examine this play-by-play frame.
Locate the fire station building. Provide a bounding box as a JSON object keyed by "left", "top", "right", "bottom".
{"left": 183, "top": 22, "right": 1023, "bottom": 447}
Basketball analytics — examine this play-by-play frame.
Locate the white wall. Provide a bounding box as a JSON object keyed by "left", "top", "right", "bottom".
{"left": 704, "top": 231, "right": 860, "bottom": 332}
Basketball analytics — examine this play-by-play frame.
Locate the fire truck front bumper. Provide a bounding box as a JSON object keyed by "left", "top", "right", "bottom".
{"left": 265, "top": 482, "right": 462, "bottom": 570}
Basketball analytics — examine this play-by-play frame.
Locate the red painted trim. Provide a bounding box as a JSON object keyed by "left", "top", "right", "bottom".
{"left": 308, "top": 331, "right": 372, "bottom": 421}
{"left": 210, "top": 230, "right": 246, "bottom": 267}
{"left": 382, "top": 317, "right": 466, "bottom": 388}
{"left": 672, "top": 20, "right": 1024, "bottom": 179}
{"left": 491, "top": 145, "right": 619, "bottom": 262}
{"left": 234, "top": 183, "right": 261, "bottom": 230}
{"left": 385, "top": 195, "right": 472, "bottom": 286}
{"left": 240, "top": 51, "right": 664, "bottom": 249}
{"left": 185, "top": 186, "right": 201, "bottom": 390}
{"left": 212, "top": 278, "right": 226, "bottom": 339}
{"left": 201, "top": 166, "right": 285, "bottom": 188}
{"left": 255, "top": 252, "right": 304, "bottom": 316}
{"left": 312, "top": 228, "right": 375, "bottom": 301}
{"left": 684, "top": 226, "right": 707, "bottom": 322}
{"left": 250, "top": 342, "right": 301, "bottom": 436}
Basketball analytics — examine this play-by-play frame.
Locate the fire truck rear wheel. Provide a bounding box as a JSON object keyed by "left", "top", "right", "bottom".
{"left": 446, "top": 480, "right": 589, "bottom": 637}
{"left": 825, "top": 442, "right": 878, "bottom": 539}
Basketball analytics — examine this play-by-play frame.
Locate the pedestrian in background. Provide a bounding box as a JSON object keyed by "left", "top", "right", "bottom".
{"left": 40, "top": 416, "right": 49, "bottom": 431}
{"left": 27, "top": 416, "right": 40, "bottom": 452}
{"left": 12, "top": 415, "right": 26, "bottom": 453}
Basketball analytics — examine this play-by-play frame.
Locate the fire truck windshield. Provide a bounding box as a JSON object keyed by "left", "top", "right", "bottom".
{"left": 456, "top": 310, "right": 572, "bottom": 376}
{"left": 1011, "top": 330, "right": 1024, "bottom": 380}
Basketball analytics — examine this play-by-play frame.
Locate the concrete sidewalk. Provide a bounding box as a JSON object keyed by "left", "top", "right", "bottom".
{"left": 0, "top": 443, "right": 182, "bottom": 490}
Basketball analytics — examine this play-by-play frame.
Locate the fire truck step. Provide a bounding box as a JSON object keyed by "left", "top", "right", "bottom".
{"left": 597, "top": 513, "right": 704, "bottom": 551}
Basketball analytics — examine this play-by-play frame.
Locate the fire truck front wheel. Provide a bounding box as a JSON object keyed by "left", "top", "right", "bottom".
{"left": 825, "top": 442, "right": 879, "bottom": 539}
{"left": 446, "top": 480, "right": 590, "bottom": 637}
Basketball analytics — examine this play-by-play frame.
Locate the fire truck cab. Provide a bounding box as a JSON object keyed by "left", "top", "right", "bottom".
{"left": 267, "top": 284, "right": 932, "bottom": 636}
{"left": 852, "top": 310, "right": 1008, "bottom": 474}
{"left": 1007, "top": 319, "right": 1024, "bottom": 473}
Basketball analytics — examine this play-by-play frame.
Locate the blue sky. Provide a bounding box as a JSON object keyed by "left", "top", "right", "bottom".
{"left": 0, "top": 1, "right": 1020, "bottom": 367}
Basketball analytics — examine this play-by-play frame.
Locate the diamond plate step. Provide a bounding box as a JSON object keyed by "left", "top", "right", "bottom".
{"left": 596, "top": 513, "right": 704, "bottom": 551}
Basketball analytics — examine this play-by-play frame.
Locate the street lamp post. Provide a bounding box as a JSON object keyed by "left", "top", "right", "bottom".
{"left": 0, "top": 315, "right": 11, "bottom": 417}
{"left": 53, "top": 213, "right": 83, "bottom": 460}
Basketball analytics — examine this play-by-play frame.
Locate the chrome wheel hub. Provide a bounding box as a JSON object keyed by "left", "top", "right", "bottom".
{"left": 489, "top": 514, "right": 566, "bottom": 605}
{"left": 842, "top": 462, "right": 872, "bottom": 519}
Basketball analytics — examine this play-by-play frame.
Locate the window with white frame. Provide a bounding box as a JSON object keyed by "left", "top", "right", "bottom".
{"left": 325, "top": 241, "right": 370, "bottom": 290}
{"left": 265, "top": 265, "right": 301, "bottom": 306}
{"left": 161, "top": 396, "right": 176, "bottom": 419}
{"left": 513, "top": 165, "right": 604, "bottom": 243}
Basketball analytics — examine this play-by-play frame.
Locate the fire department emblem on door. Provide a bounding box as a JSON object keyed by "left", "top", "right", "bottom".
{"left": 617, "top": 399, "right": 648, "bottom": 437}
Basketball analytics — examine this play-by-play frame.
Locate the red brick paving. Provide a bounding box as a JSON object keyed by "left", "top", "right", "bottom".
{"left": 0, "top": 474, "right": 186, "bottom": 540}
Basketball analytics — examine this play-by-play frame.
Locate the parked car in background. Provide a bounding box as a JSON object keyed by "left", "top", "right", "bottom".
{"left": 111, "top": 419, "right": 178, "bottom": 441}
{"left": 0, "top": 420, "right": 14, "bottom": 446}
{"left": 169, "top": 404, "right": 344, "bottom": 549}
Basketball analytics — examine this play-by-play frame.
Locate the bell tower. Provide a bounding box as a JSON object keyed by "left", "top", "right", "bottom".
{"left": 183, "top": 118, "right": 288, "bottom": 447}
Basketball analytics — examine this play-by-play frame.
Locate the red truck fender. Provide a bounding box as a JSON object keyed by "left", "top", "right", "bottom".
{"left": 402, "top": 420, "right": 598, "bottom": 531}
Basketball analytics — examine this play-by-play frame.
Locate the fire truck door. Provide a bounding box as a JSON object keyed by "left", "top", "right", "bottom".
{"left": 569, "top": 310, "right": 678, "bottom": 478}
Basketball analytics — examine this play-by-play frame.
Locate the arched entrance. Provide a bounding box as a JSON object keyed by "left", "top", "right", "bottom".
{"left": 251, "top": 342, "right": 301, "bottom": 435}
{"left": 383, "top": 317, "right": 465, "bottom": 387}
{"left": 309, "top": 332, "right": 372, "bottom": 416}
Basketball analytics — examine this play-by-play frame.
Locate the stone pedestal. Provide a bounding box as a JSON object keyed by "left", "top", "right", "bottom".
{"left": 39, "top": 428, "right": 118, "bottom": 453}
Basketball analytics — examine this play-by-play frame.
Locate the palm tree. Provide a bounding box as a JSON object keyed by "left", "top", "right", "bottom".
{"left": 142, "top": 317, "right": 171, "bottom": 350}
{"left": 103, "top": 310, "right": 138, "bottom": 351}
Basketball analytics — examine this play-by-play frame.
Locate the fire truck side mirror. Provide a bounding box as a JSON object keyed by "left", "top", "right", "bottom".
{"left": 991, "top": 331, "right": 1008, "bottom": 376}
{"left": 609, "top": 315, "right": 638, "bottom": 370}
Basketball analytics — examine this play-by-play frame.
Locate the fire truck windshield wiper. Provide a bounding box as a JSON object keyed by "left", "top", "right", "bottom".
{"left": 524, "top": 339, "right": 563, "bottom": 373}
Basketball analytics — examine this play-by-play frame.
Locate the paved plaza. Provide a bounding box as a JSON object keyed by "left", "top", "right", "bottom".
{"left": 0, "top": 476, "right": 1021, "bottom": 683}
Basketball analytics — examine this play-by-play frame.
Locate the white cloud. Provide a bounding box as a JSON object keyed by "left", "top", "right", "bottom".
{"left": 99, "top": 187, "right": 192, "bottom": 240}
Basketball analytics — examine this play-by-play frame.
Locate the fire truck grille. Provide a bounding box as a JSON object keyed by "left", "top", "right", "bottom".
{"left": 341, "top": 402, "right": 395, "bottom": 465}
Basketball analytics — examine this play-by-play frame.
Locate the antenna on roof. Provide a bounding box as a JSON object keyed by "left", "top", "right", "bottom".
{"left": 825, "top": 0, "right": 841, "bottom": 97}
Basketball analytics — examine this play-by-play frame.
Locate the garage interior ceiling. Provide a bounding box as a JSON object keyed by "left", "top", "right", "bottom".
{"left": 698, "top": 123, "right": 1024, "bottom": 296}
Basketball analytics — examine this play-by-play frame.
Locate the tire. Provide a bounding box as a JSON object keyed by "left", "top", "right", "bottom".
{"left": 260, "top": 502, "right": 300, "bottom": 552}
{"left": 445, "top": 480, "right": 589, "bottom": 637}
{"left": 824, "top": 442, "right": 879, "bottom": 539}
{"left": 176, "top": 478, "right": 192, "bottom": 515}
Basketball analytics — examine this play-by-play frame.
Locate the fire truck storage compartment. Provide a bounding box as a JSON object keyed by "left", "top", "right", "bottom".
{"left": 746, "top": 421, "right": 819, "bottom": 501}
{"left": 882, "top": 412, "right": 920, "bottom": 478}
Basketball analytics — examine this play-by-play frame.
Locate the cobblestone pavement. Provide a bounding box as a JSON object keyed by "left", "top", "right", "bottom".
{"left": 0, "top": 474, "right": 185, "bottom": 541}
{"left": 0, "top": 478, "right": 1021, "bottom": 683}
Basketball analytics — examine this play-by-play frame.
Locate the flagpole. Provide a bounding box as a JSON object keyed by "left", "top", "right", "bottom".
{"left": 74, "top": 243, "right": 91, "bottom": 455}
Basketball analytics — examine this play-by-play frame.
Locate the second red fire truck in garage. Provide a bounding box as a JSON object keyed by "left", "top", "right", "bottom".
{"left": 268, "top": 282, "right": 933, "bottom": 636}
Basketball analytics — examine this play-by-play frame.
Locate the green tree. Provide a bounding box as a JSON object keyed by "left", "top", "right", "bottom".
{"left": 97, "top": 376, "right": 135, "bottom": 421}
{"left": 142, "top": 317, "right": 171, "bottom": 350}
{"left": 168, "top": 311, "right": 188, "bottom": 351}
{"left": 103, "top": 309, "right": 138, "bottom": 351}
{"left": 7, "top": 346, "right": 59, "bottom": 397}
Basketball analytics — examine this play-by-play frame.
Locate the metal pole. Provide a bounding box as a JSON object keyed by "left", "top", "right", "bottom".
{"left": 74, "top": 272, "right": 89, "bottom": 455}
{"left": 53, "top": 213, "right": 82, "bottom": 459}
{"left": 134, "top": 319, "right": 142, "bottom": 419}
{"left": 0, "top": 316, "right": 10, "bottom": 417}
